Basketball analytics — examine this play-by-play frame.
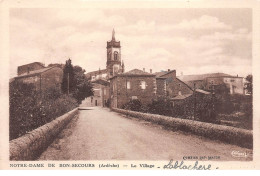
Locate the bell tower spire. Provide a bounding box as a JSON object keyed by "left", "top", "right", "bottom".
{"left": 107, "top": 29, "right": 122, "bottom": 77}
{"left": 112, "top": 28, "right": 115, "bottom": 41}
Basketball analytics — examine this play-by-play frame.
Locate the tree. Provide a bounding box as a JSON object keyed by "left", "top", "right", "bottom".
{"left": 61, "top": 59, "right": 75, "bottom": 94}
{"left": 9, "top": 81, "right": 38, "bottom": 139}
{"left": 72, "top": 65, "right": 94, "bottom": 104}
{"left": 245, "top": 74, "right": 253, "bottom": 95}
{"left": 61, "top": 59, "right": 93, "bottom": 104}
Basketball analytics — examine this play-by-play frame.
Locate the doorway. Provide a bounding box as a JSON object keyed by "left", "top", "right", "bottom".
{"left": 95, "top": 100, "right": 98, "bottom": 106}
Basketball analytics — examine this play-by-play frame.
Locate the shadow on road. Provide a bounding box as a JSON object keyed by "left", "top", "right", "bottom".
{"left": 78, "top": 108, "right": 93, "bottom": 110}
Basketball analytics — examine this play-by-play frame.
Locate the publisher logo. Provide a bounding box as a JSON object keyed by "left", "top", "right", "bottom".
{"left": 231, "top": 151, "right": 248, "bottom": 158}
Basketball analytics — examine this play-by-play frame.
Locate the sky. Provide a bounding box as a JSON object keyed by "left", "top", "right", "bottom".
{"left": 9, "top": 8, "right": 252, "bottom": 78}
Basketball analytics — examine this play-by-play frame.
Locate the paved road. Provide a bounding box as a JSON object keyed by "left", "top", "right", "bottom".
{"left": 39, "top": 107, "right": 252, "bottom": 161}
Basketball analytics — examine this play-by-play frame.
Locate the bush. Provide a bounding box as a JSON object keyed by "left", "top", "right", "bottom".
{"left": 195, "top": 94, "right": 217, "bottom": 123}
{"left": 215, "top": 93, "right": 252, "bottom": 116}
{"left": 146, "top": 95, "right": 217, "bottom": 123}
{"left": 147, "top": 98, "right": 173, "bottom": 116}
{"left": 122, "top": 99, "right": 144, "bottom": 112}
{"left": 9, "top": 81, "right": 78, "bottom": 140}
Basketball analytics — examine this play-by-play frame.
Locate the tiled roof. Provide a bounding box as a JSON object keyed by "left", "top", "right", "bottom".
{"left": 85, "top": 69, "right": 107, "bottom": 77}
{"left": 92, "top": 79, "right": 110, "bottom": 86}
{"left": 177, "top": 73, "right": 232, "bottom": 82}
{"left": 14, "top": 67, "right": 58, "bottom": 79}
{"left": 120, "top": 69, "right": 154, "bottom": 76}
{"left": 155, "top": 70, "right": 176, "bottom": 78}
{"left": 154, "top": 71, "right": 168, "bottom": 78}
{"left": 172, "top": 94, "right": 193, "bottom": 100}
{"left": 18, "top": 62, "right": 45, "bottom": 68}
{"left": 195, "top": 89, "right": 211, "bottom": 95}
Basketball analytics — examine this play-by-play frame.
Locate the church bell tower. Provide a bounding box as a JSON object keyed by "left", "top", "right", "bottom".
{"left": 106, "top": 29, "right": 124, "bottom": 77}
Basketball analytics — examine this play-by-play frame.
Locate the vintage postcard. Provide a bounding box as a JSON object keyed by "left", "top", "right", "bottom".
{"left": 0, "top": 0, "right": 260, "bottom": 170}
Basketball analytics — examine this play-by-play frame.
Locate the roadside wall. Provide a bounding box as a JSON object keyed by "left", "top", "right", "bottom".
{"left": 112, "top": 108, "right": 252, "bottom": 149}
{"left": 9, "top": 108, "right": 79, "bottom": 161}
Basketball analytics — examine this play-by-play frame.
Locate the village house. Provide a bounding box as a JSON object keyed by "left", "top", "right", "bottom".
{"left": 178, "top": 73, "right": 245, "bottom": 94}
{"left": 12, "top": 65, "right": 63, "bottom": 91}
{"left": 17, "top": 62, "right": 45, "bottom": 76}
{"left": 84, "top": 79, "right": 110, "bottom": 107}
{"left": 155, "top": 69, "right": 193, "bottom": 98}
{"left": 109, "top": 69, "right": 156, "bottom": 108}
{"left": 206, "top": 76, "right": 244, "bottom": 94}
{"left": 85, "top": 30, "right": 197, "bottom": 108}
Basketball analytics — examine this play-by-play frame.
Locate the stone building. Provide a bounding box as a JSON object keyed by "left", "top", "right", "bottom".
{"left": 106, "top": 29, "right": 125, "bottom": 78}
{"left": 110, "top": 69, "right": 156, "bottom": 108}
{"left": 178, "top": 73, "right": 244, "bottom": 95}
{"left": 155, "top": 69, "right": 193, "bottom": 98}
{"left": 85, "top": 69, "right": 108, "bottom": 81}
{"left": 85, "top": 29, "right": 125, "bottom": 81}
{"left": 84, "top": 79, "right": 110, "bottom": 107}
{"left": 206, "top": 76, "right": 244, "bottom": 94}
{"left": 13, "top": 66, "right": 63, "bottom": 91}
{"left": 85, "top": 29, "right": 124, "bottom": 107}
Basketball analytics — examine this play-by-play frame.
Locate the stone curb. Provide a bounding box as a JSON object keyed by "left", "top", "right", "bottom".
{"left": 112, "top": 108, "right": 253, "bottom": 149}
{"left": 9, "top": 108, "right": 79, "bottom": 161}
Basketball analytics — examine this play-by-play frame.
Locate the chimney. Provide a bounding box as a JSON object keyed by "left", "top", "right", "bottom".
{"left": 27, "top": 67, "right": 30, "bottom": 74}
{"left": 237, "top": 74, "right": 238, "bottom": 77}
{"left": 181, "top": 72, "right": 183, "bottom": 76}
{"left": 150, "top": 69, "right": 152, "bottom": 73}
{"left": 143, "top": 68, "right": 145, "bottom": 72}
{"left": 168, "top": 69, "right": 170, "bottom": 72}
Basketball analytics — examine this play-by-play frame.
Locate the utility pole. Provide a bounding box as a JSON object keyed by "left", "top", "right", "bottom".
{"left": 193, "top": 83, "right": 196, "bottom": 120}
{"left": 67, "top": 72, "right": 69, "bottom": 95}
{"left": 39, "top": 74, "right": 42, "bottom": 93}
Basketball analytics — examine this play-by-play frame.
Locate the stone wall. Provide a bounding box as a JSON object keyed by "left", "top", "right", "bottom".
{"left": 9, "top": 108, "right": 78, "bottom": 161}
{"left": 156, "top": 78, "right": 166, "bottom": 97}
{"left": 165, "top": 77, "right": 193, "bottom": 97}
{"left": 40, "top": 67, "right": 63, "bottom": 91}
{"left": 112, "top": 108, "right": 252, "bottom": 149}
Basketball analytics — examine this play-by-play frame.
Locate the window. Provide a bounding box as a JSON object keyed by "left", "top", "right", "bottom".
{"left": 127, "top": 81, "right": 131, "bottom": 89}
{"left": 114, "top": 51, "right": 118, "bottom": 60}
{"left": 140, "top": 81, "right": 146, "bottom": 89}
{"left": 113, "top": 65, "right": 119, "bottom": 74}
{"left": 104, "top": 89, "right": 106, "bottom": 95}
{"left": 132, "top": 96, "right": 138, "bottom": 100}
{"left": 113, "top": 84, "right": 115, "bottom": 92}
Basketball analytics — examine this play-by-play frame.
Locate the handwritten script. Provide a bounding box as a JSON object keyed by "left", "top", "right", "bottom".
{"left": 163, "top": 160, "right": 217, "bottom": 170}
